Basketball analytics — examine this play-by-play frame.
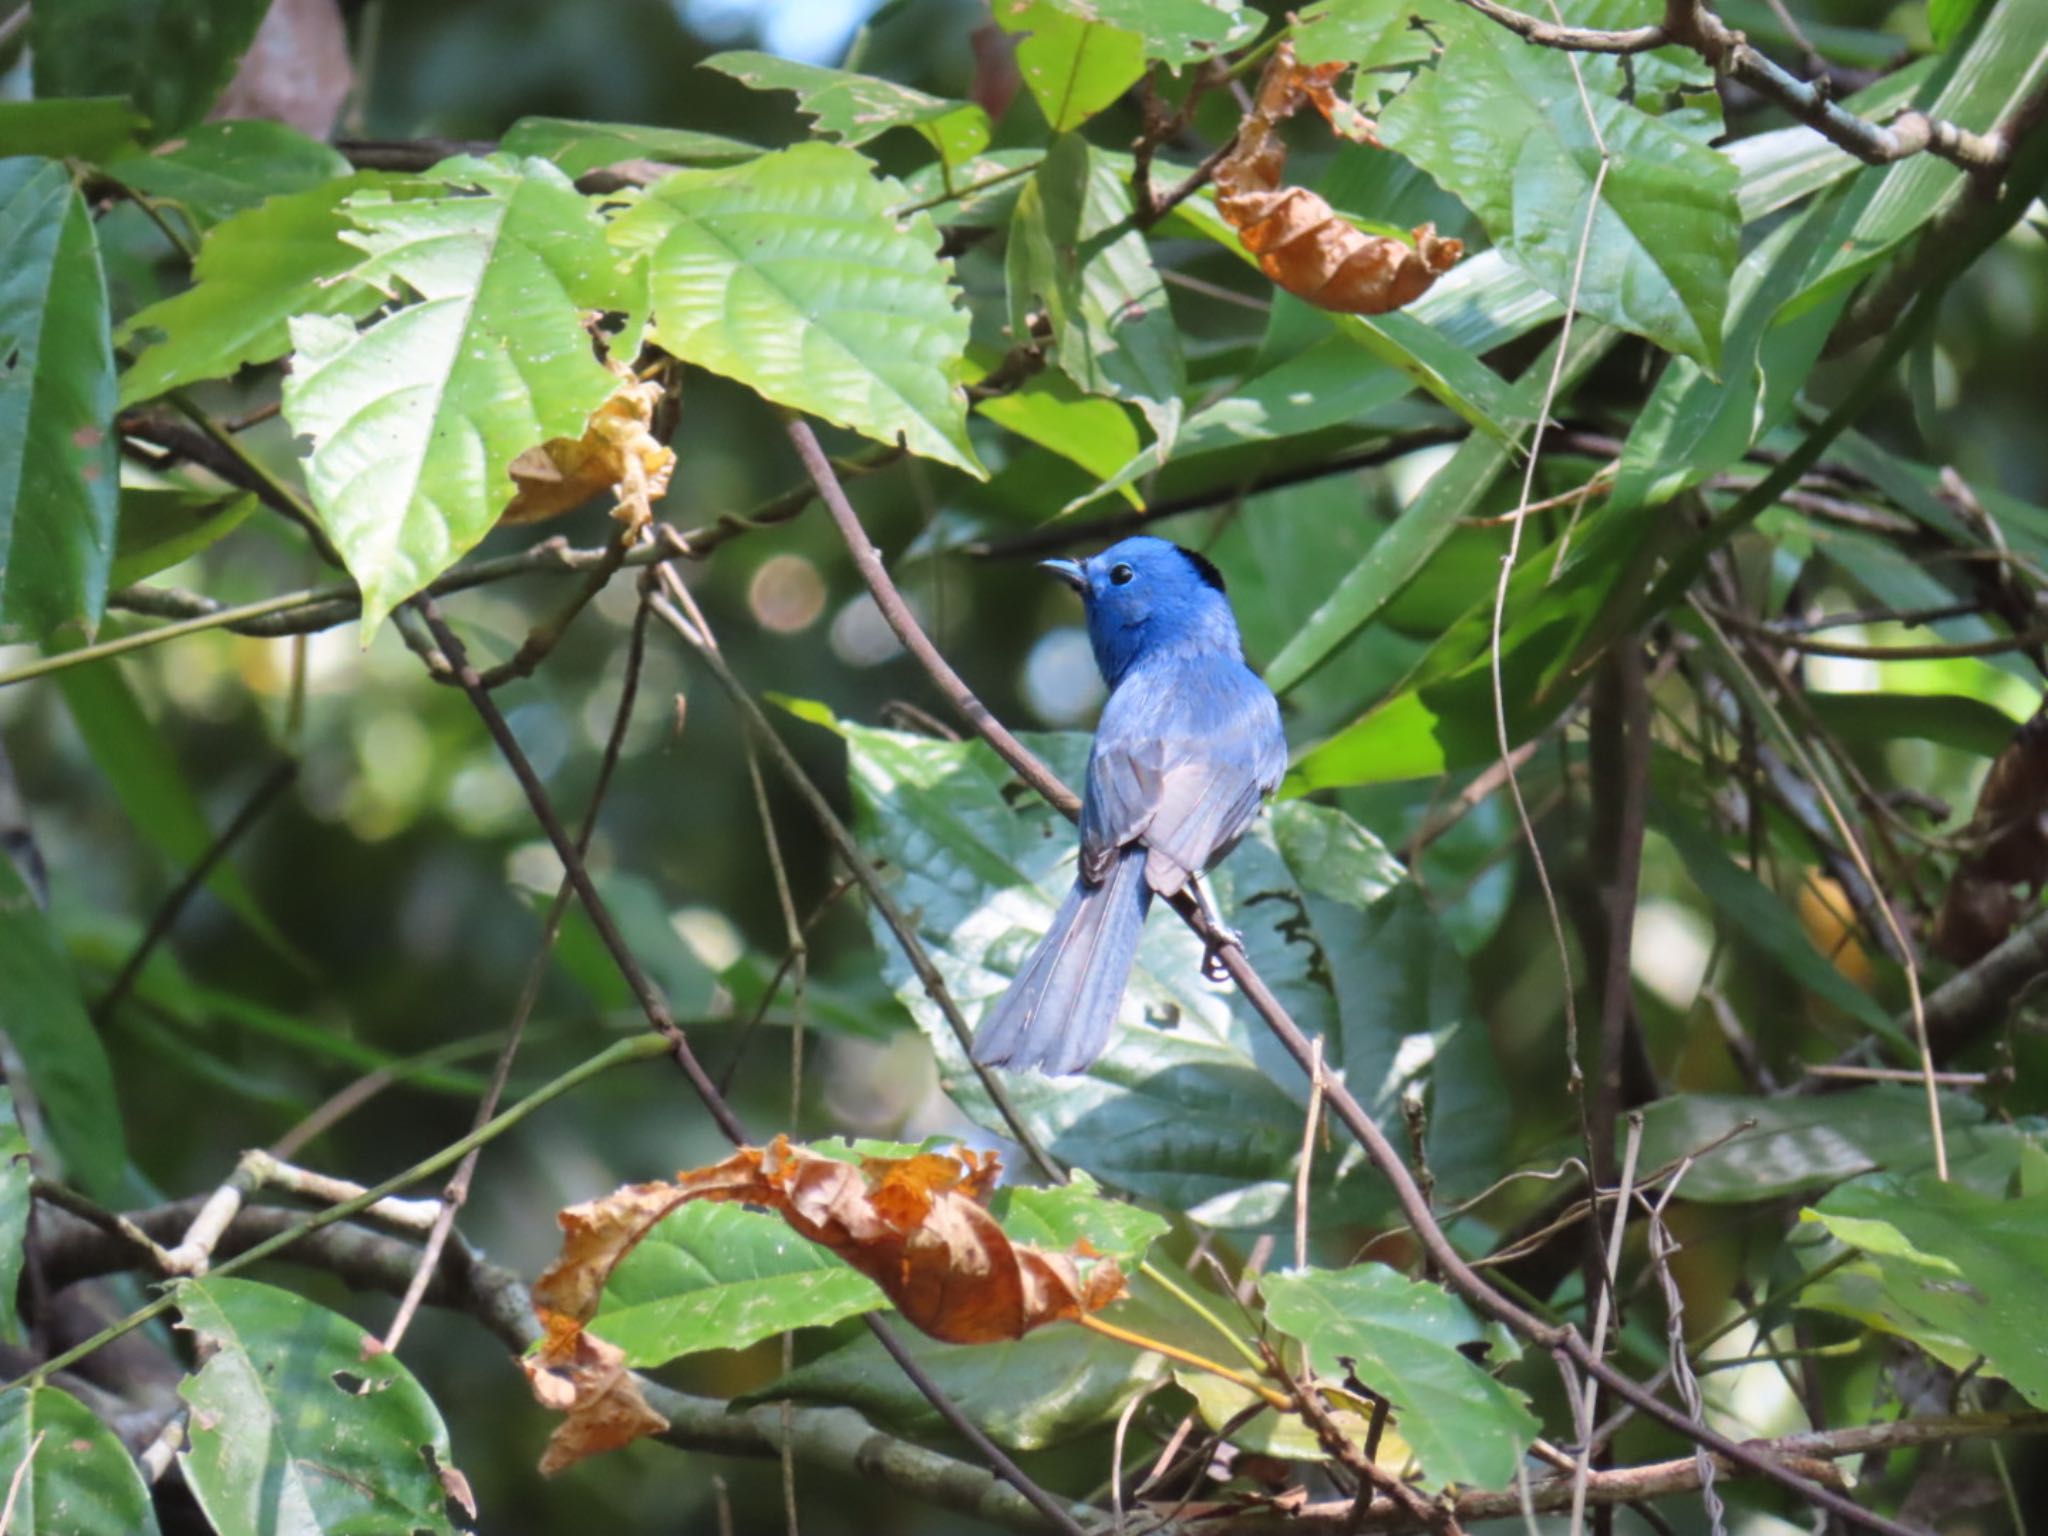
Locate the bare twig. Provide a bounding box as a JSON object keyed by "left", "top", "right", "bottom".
{"left": 412, "top": 594, "right": 748, "bottom": 1142}
{"left": 1294, "top": 1036, "right": 1325, "bottom": 1273}
{"left": 92, "top": 758, "right": 298, "bottom": 1026}
{"left": 381, "top": 584, "right": 656, "bottom": 1353}
{"left": 1450, "top": 0, "right": 2016, "bottom": 180}
{"left": 1569, "top": 1115, "right": 1643, "bottom": 1536}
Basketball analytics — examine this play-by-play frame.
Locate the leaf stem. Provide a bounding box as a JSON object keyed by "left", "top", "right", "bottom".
{"left": 1138, "top": 1260, "right": 1267, "bottom": 1374}
{"left": 1074, "top": 1313, "right": 1291, "bottom": 1410}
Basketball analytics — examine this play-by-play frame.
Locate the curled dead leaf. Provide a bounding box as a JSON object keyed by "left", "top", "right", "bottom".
{"left": 1214, "top": 42, "right": 1460, "bottom": 315}
{"left": 524, "top": 1137, "right": 1126, "bottom": 1469}
{"left": 520, "top": 1312, "right": 670, "bottom": 1476}
{"left": 502, "top": 362, "right": 675, "bottom": 529}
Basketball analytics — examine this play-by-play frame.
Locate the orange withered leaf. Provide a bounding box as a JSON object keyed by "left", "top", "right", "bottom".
{"left": 523, "top": 1138, "right": 1127, "bottom": 1469}
{"left": 521, "top": 1311, "right": 671, "bottom": 1476}
{"left": 502, "top": 363, "right": 675, "bottom": 529}
{"left": 1213, "top": 41, "right": 1460, "bottom": 315}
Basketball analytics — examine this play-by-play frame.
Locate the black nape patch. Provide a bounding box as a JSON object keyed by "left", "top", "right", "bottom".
{"left": 1175, "top": 545, "right": 1227, "bottom": 593}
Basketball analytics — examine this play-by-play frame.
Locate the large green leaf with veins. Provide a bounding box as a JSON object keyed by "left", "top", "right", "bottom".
{"left": 613, "top": 143, "right": 981, "bottom": 477}
{"left": 591, "top": 1201, "right": 887, "bottom": 1368}
{"left": 1378, "top": 10, "right": 1739, "bottom": 368}
{"left": 1802, "top": 1173, "right": 2048, "bottom": 1407}
{"left": 282, "top": 156, "right": 622, "bottom": 634}
{"left": 994, "top": 3, "right": 1148, "bottom": 131}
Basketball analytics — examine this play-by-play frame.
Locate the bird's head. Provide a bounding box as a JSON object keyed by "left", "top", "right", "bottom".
{"left": 1040, "top": 536, "right": 1242, "bottom": 686}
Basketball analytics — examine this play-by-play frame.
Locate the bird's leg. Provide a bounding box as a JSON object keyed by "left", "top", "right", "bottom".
{"left": 1190, "top": 874, "right": 1243, "bottom": 981}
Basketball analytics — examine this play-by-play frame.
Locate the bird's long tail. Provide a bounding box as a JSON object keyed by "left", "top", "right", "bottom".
{"left": 972, "top": 849, "right": 1153, "bottom": 1075}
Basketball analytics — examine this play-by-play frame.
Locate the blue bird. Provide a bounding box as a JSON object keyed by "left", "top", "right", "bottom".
{"left": 973, "top": 536, "right": 1289, "bottom": 1076}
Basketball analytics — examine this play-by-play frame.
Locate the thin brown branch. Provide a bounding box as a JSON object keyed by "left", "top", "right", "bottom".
{"left": 1450, "top": 0, "right": 2014, "bottom": 180}
{"left": 791, "top": 410, "right": 1931, "bottom": 1534}
{"left": 382, "top": 586, "right": 657, "bottom": 1353}
{"left": 91, "top": 759, "right": 298, "bottom": 1026}
{"left": 412, "top": 593, "right": 748, "bottom": 1143}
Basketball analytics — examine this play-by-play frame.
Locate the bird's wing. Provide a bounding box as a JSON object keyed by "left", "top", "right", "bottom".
{"left": 1079, "top": 660, "right": 1283, "bottom": 893}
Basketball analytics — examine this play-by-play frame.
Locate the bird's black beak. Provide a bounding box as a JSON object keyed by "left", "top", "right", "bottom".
{"left": 1038, "top": 558, "right": 1086, "bottom": 592}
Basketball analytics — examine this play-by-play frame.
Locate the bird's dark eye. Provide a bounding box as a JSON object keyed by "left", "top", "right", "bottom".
{"left": 1109, "top": 563, "right": 1135, "bottom": 586}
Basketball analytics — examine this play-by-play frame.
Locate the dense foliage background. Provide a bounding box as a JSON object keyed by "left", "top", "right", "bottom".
{"left": 1, "top": 0, "right": 2046, "bottom": 1531}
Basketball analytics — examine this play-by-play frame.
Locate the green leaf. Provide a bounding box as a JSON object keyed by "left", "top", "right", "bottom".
{"left": 283, "top": 157, "right": 622, "bottom": 633}
{"left": 590, "top": 1202, "right": 887, "bottom": 1368}
{"left": 1262, "top": 1266, "right": 1538, "bottom": 1489}
{"left": 1652, "top": 806, "right": 1899, "bottom": 1040}
{"left": 0, "top": 858, "right": 124, "bottom": 1199}
{"left": 52, "top": 653, "right": 291, "bottom": 957}
{"left": 1026, "top": 0, "right": 1259, "bottom": 63}
{"left": 991, "top": 1169, "right": 1171, "bottom": 1263}
{"left": 613, "top": 142, "right": 982, "bottom": 478}
{"left": 499, "top": 117, "right": 760, "bottom": 175}
{"left": 1263, "top": 323, "right": 1617, "bottom": 696}
{"left": 31, "top": 0, "right": 270, "bottom": 137}
{"left": 1160, "top": 195, "right": 1511, "bottom": 444}
{"left": 1802, "top": 1174, "right": 2048, "bottom": 1406}
{"left": 0, "top": 1090, "right": 28, "bottom": 1344}
{"left": 0, "top": 98, "right": 149, "bottom": 161}
{"left": 973, "top": 369, "right": 1144, "bottom": 504}
{"left": 754, "top": 1273, "right": 1198, "bottom": 1448}
{"left": 1293, "top": 0, "right": 1466, "bottom": 68}
{"left": 1808, "top": 690, "right": 2023, "bottom": 759}
{"left": 1792, "top": 0, "right": 2048, "bottom": 311}
{"left": 1636, "top": 1089, "right": 1989, "bottom": 1203}
{"left": 175, "top": 1277, "right": 461, "bottom": 1535}
{"left": 1378, "top": 13, "right": 1739, "bottom": 367}
{"left": 104, "top": 120, "right": 350, "bottom": 233}
{"left": 111, "top": 488, "right": 257, "bottom": 586}
{"left": 1007, "top": 134, "right": 1184, "bottom": 450}
{"left": 1611, "top": 190, "right": 1845, "bottom": 516}
{"left": 117, "top": 175, "right": 384, "bottom": 407}
{"left": 0, "top": 1382, "right": 160, "bottom": 1536}
{"left": 995, "top": 3, "right": 1148, "bottom": 132}
{"left": 1929, "top": 0, "right": 1990, "bottom": 46}
{"left": 798, "top": 706, "right": 1484, "bottom": 1229}
{"left": 704, "top": 51, "right": 991, "bottom": 165}
{"left": 0, "top": 158, "right": 118, "bottom": 644}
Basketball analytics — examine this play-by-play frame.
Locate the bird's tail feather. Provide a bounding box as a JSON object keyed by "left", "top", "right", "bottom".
{"left": 972, "top": 850, "right": 1152, "bottom": 1075}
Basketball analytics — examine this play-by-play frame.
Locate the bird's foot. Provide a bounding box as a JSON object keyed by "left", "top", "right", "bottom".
{"left": 1201, "top": 927, "right": 1244, "bottom": 982}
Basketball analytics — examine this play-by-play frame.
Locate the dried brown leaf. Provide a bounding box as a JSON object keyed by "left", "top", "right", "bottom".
{"left": 520, "top": 1312, "right": 670, "bottom": 1475}
{"left": 524, "top": 1138, "right": 1127, "bottom": 1468}
{"left": 1213, "top": 41, "right": 1460, "bottom": 315}
{"left": 502, "top": 363, "right": 675, "bottom": 528}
